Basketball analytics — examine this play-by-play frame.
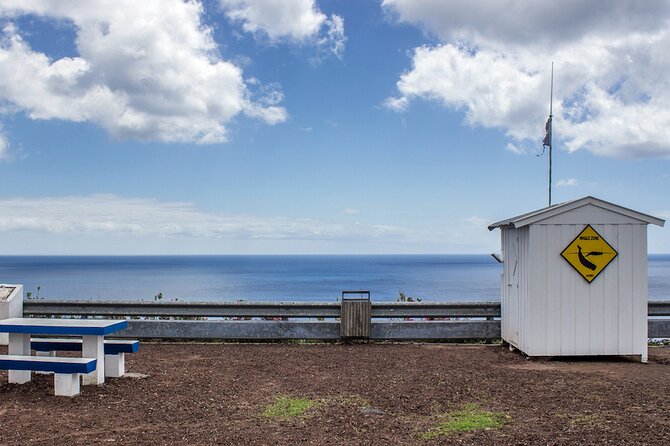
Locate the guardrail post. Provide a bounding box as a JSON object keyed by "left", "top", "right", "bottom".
{"left": 340, "top": 291, "right": 371, "bottom": 340}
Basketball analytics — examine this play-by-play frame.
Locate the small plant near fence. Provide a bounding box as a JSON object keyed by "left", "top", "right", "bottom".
{"left": 397, "top": 291, "right": 421, "bottom": 303}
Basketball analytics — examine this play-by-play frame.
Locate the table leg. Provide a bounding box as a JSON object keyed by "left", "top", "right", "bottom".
{"left": 8, "top": 333, "right": 31, "bottom": 384}
{"left": 82, "top": 335, "right": 105, "bottom": 385}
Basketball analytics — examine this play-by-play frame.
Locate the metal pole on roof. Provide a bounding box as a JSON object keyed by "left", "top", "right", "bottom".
{"left": 548, "top": 63, "right": 554, "bottom": 206}
{"left": 539, "top": 63, "right": 554, "bottom": 207}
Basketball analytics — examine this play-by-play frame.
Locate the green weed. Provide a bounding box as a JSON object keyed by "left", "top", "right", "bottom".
{"left": 421, "top": 403, "right": 509, "bottom": 440}
{"left": 570, "top": 414, "right": 598, "bottom": 426}
{"left": 262, "top": 396, "right": 320, "bottom": 419}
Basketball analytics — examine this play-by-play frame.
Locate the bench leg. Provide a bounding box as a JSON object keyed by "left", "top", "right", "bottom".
{"left": 8, "top": 333, "right": 31, "bottom": 384}
{"left": 8, "top": 370, "right": 31, "bottom": 384}
{"left": 104, "top": 353, "right": 125, "bottom": 378}
{"left": 36, "top": 350, "right": 57, "bottom": 357}
{"left": 54, "top": 373, "right": 80, "bottom": 397}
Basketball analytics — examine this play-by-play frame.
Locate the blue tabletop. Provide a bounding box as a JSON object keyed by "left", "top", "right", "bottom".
{"left": 0, "top": 318, "right": 128, "bottom": 335}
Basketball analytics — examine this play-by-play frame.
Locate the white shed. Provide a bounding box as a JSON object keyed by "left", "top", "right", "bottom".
{"left": 489, "top": 196, "right": 664, "bottom": 362}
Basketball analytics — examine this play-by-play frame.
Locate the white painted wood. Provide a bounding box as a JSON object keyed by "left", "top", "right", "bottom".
{"left": 545, "top": 225, "right": 563, "bottom": 355}
{"left": 538, "top": 206, "right": 649, "bottom": 225}
{"left": 528, "top": 224, "right": 547, "bottom": 355}
{"left": 574, "top": 231, "right": 592, "bottom": 355}
{"left": 493, "top": 195, "right": 653, "bottom": 360}
{"left": 502, "top": 228, "right": 511, "bottom": 343}
{"left": 617, "top": 225, "right": 634, "bottom": 355}
{"left": 520, "top": 226, "right": 530, "bottom": 352}
{"left": 54, "top": 373, "right": 80, "bottom": 397}
{"left": 504, "top": 225, "right": 526, "bottom": 351}
{"left": 501, "top": 228, "right": 517, "bottom": 345}
{"left": 516, "top": 228, "right": 525, "bottom": 349}
{"left": 82, "top": 335, "right": 105, "bottom": 385}
{"left": 490, "top": 196, "right": 665, "bottom": 229}
{"left": 632, "top": 224, "right": 648, "bottom": 362}
{"left": 559, "top": 225, "right": 577, "bottom": 355}
{"left": 602, "top": 225, "right": 619, "bottom": 354}
{"left": 588, "top": 224, "right": 606, "bottom": 355}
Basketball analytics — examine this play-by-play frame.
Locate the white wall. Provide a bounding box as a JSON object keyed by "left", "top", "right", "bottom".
{"left": 501, "top": 226, "right": 529, "bottom": 349}
{"left": 525, "top": 223, "right": 647, "bottom": 358}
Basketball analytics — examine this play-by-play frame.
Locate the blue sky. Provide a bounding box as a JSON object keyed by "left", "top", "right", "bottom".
{"left": 0, "top": 0, "right": 668, "bottom": 255}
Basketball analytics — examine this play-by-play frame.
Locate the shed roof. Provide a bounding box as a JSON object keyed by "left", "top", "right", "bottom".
{"left": 488, "top": 196, "right": 665, "bottom": 230}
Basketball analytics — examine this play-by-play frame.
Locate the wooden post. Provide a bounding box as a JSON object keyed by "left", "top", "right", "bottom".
{"left": 340, "top": 291, "right": 371, "bottom": 340}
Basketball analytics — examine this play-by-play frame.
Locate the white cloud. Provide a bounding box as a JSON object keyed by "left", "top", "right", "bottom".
{"left": 0, "top": 1, "right": 286, "bottom": 144}
{"left": 383, "top": 0, "right": 670, "bottom": 49}
{"left": 505, "top": 143, "right": 527, "bottom": 155}
{"left": 383, "top": 96, "right": 408, "bottom": 112}
{"left": 463, "top": 216, "right": 488, "bottom": 227}
{"left": 383, "top": 0, "right": 670, "bottom": 159}
{"left": 342, "top": 208, "right": 360, "bottom": 215}
{"left": 0, "top": 195, "right": 404, "bottom": 241}
{"left": 220, "top": 0, "right": 345, "bottom": 58}
{"left": 0, "top": 126, "right": 8, "bottom": 160}
{"left": 555, "top": 178, "right": 579, "bottom": 187}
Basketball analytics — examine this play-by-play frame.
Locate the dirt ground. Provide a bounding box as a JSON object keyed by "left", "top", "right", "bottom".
{"left": 0, "top": 342, "right": 669, "bottom": 445}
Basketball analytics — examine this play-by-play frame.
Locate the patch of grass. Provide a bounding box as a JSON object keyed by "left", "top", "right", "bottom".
{"left": 557, "top": 412, "right": 600, "bottom": 427}
{"left": 570, "top": 414, "right": 598, "bottom": 426}
{"left": 421, "top": 403, "right": 509, "bottom": 440}
{"left": 262, "top": 396, "right": 320, "bottom": 419}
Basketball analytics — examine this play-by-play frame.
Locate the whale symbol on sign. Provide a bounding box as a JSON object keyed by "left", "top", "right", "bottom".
{"left": 561, "top": 225, "right": 618, "bottom": 283}
{"left": 577, "top": 245, "right": 597, "bottom": 271}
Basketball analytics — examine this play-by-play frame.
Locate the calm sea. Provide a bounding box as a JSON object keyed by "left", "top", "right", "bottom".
{"left": 0, "top": 254, "right": 668, "bottom": 302}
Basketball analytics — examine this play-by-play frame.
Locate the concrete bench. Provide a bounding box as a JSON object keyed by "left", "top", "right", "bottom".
{"left": 0, "top": 354, "right": 96, "bottom": 396}
{"left": 31, "top": 338, "right": 139, "bottom": 378}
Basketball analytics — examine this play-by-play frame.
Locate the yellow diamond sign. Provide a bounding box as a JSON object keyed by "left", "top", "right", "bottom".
{"left": 560, "top": 225, "right": 618, "bottom": 283}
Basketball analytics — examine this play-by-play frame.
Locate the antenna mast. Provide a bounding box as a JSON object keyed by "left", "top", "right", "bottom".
{"left": 548, "top": 63, "right": 554, "bottom": 206}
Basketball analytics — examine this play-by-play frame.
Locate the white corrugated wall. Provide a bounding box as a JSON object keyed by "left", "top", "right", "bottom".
{"left": 501, "top": 226, "right": 529, "bottom": 349}
{"left": 525, "top": 223, "right": 648, "bottom": 358}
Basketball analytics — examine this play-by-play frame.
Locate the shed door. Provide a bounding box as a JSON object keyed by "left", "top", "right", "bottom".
{"left": 506, "top": 231, "right": 520, "bottom": 345}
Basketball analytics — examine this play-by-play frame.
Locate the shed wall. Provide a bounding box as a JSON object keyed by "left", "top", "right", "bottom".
{"left": 500, "top": 226, "right": 529, "bottom": 349}
{"left": 525, "top": 223, "right": 648, "bottom": 357}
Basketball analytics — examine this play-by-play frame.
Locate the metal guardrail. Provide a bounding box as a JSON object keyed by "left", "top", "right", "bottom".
{"left": 23, "top": 300, "right": 504, "bottom": 318}
{"left": 649, "top": 301, "right": 670, "bottom": 316}
{"left": 21, "top": 300, "right": 670, "bottom": 340}
{"left": 24, "top": 300, "right": 342, "bottom": 318}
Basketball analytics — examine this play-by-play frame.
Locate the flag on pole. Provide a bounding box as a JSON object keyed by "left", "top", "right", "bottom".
{"left": 543, "top": 116, "right": 552, "bottom": 147}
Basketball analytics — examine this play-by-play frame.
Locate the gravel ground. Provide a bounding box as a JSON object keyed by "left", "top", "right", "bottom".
{"left": 1, "top": 343, "right": 669, "bottom": 445}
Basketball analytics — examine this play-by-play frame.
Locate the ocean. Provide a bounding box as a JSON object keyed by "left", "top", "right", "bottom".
{"left": 1, "top": 254, "right": 669, "bottom": 302}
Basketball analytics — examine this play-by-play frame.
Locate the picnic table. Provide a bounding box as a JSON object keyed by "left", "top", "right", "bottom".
{"left": 0, "top": 317, "right": 128, "bottom": 386}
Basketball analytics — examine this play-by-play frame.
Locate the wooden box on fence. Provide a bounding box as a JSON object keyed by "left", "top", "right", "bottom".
{"left": 489, "top": 196, "right": 665, "bottom": 362}
{"left": 340, "top": 291, "right": 371, "bottom": 339}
